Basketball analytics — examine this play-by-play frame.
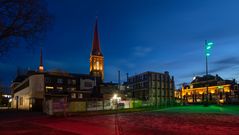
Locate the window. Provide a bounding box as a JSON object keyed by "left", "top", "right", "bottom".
{"left": 57, "top": 78, "right": 63, "bottom": 84}
{"left": 68, "top": 79, "right": 76, "bottom": 85}
{"left": 143, "top": 75, "right": 148, "bottom": 80}
{"left": 78, "top": 93, "right": 83, "bottom": 99}
{"left": 71, "top": 93, "right": 76, "bottom": 99}
{"left": 67, "top": 87, "right": 76, "bottom": 91}
{"left": 72, "top": 80, "right": 76, "bottom": 85}
{"left": 152, "top": 74, "right": 155, "bottom": 80}
{"left": 46, "top": 86, "right": 54, "bottom": 92}
{"left": 56, "top": 87, "right": 63, "bottom": 90}
{"left": 20, "top": 97, "right": 23, "bottom": 105}
{"left": 45, "top": 77, "right": 52, "bottom": 83}
{"left": 161, "top": 82, "right": 164, "bottom": 88}
{"left": 67, "top": 79, "right": 71, "bottom": 84}
{"left": 234, "top": 85, "right": 238, "bottom": 90}
{"left": 152, "top": 81, "right": 155, "bottom": 88}
{"left": 96, "top": 61, "right": 99, "bottom": 70}
{"left": 84, "top": 82, "right": 92, "bottom": 87}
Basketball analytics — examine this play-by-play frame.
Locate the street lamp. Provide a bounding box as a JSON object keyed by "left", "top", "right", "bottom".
{"left": 204, "top": 40, "right": 214, "bottom": 106}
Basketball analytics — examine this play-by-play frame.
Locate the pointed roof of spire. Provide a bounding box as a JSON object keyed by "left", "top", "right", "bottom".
{"left": 38, "top": 48, "right": 44, "bottom": 72}
{"left": 91, "top": 17, "right": 103, "bottom": 56}
{"left": 40, "top": 48, "right": 43, "bottom": 66}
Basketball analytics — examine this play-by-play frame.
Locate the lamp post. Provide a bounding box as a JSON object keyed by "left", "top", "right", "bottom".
{"left": 204, "top": 40, "right": 213, "bottom": 106}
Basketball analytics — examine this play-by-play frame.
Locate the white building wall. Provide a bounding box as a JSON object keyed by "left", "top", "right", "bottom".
{"left": 12, "top": 84, "right": 31, "bottom": 110}
{"left": 30, "top": 74, "right": 45, "bottom": 98}
{"left": 12, "top": 74, "right": 45, "bottom": 110}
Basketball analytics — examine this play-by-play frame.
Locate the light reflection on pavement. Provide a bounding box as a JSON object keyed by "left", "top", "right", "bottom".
{"left": 1, "top": 111, "right": 239, "bottom": 135}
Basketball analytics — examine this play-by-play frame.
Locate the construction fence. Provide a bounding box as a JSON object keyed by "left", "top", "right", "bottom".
{"left": 43, "top": 97, "right": 155, "bottom": 115}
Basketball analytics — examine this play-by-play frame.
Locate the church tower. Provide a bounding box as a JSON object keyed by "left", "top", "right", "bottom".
{"left": 38, "top": 48, "right": 44, "bottom": 72}
{"left": 90, "top": 18, "right": 104, "bottom": 81}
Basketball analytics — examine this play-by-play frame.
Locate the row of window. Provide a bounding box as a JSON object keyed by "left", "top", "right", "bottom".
{"left": 45, "top": 77, "right": 76, "bottom": 85}
{"left": 46, "top": 86, "right": 77, "bottom": 92}
{"left": 128, "top": 73, "right": 172, "bottom": 83}
{"left": 71, "top": 93, "right": 83, "bottom": 99}
{"left": 130, "top": 81, "right": 174, "bottom": 89}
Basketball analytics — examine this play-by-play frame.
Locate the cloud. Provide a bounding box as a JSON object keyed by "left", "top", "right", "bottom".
{"left": 180, "top": 57, "right": 239, "bottom": 79}
{"left": 213, "top": 57, "right": 239, "bottom": 66}
{"left": 133, "top": 46, "right": 152, "bottom": 57}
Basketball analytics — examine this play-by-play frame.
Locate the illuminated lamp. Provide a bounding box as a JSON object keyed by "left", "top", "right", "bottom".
{"left": 205, "top": 41, "right": 213, "bottom": 57}
{"left": 113, "top": 94, "right": 117, "bottom": 99}
{"left": 39, "top": 66, "right": 44, "bottom": 71}
{"left": 219, "top": 99, "right": 224, "bottom": 104}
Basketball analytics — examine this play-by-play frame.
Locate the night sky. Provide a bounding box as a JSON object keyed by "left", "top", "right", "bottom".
{"left": 1, "top": 0, "right": 239, "bottom": 87}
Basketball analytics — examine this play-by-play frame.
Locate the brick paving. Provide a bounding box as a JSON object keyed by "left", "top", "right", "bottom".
{"left": 1, "top": 108, "right": 239, "bottom": 135}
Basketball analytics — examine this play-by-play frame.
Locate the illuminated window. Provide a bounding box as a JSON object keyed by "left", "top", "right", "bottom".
{"left": 46, "top": 86, "right": 54, "bottom": 89}
{"left": 57, "top": 87, "right": 63, "bottom": 90}
{"left": 46, "top": 86, "right": 54, "bottom": 92}
{"left": 96, "top": 61, "right": 99, "bottom": 70}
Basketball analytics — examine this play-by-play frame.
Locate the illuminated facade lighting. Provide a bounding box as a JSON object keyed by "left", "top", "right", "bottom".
{"left": 181, "top": 74, "right": 237, "bottom": 104}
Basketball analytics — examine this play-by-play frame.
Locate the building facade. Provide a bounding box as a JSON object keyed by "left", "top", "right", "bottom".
{"left": 11, "top": 71, "right": 97, "bottom": 111}
{"left": 11, "top": 19, "right": 105, "bottom": 111}
{"left": 127, "top": 71, "right": 175, "bottom": 106}
{"left": 181, "top": 74, "right": 239, "bottom": 104}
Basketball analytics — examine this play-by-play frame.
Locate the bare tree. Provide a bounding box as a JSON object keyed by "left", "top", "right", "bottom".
{"left": 0, "top": 0, "right": 52, "bottom": 55}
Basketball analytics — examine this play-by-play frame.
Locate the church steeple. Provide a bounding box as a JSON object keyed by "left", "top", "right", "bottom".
{"left": 91, "top": 17, "right": 103, "bottom": 56}
{"left": 90, "top": 17, "right": 104, "bottom": 81}
{"left": 38, "top": 48, "right": 44, "bottom": 72}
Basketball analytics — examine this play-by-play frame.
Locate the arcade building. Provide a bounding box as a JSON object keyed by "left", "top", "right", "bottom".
{"left": 181, "top": 74, "right": 239, "bottom": 104}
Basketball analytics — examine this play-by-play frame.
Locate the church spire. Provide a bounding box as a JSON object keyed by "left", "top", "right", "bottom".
{"left": 91, "top": 17, "right": 102, "bottom": 56}
{"left": 90, "top": 17, "right": 104, "bottom": 81}
{"left": 38, "top": 48, "right": 44, "bottom": 72}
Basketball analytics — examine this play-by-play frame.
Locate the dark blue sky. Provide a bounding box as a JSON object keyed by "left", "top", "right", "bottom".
{"left": 1, "top": 0, "right": 239, "bottom": 87}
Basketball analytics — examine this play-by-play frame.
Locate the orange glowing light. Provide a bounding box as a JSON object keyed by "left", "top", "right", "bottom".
{"left": 39, "top": 66, "right": 44, "bottom": 71}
